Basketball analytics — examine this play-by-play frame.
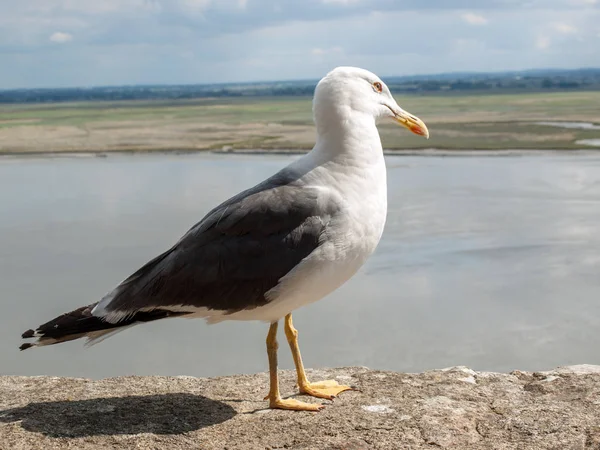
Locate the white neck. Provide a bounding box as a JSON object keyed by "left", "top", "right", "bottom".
{"left": 309, "top": 111, "right": 384, "bottom": 169}
{"left": 284, "top": 112, "right": 387, "bottom": 212}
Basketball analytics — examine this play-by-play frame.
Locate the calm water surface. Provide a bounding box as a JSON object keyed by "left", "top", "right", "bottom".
{"left": 2, "top": 152, "right": 600, "bottom": 378}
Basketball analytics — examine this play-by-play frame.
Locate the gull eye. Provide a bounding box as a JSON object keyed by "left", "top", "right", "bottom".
{"left": 373, "top": 81, "right": 383, "bottom": 93}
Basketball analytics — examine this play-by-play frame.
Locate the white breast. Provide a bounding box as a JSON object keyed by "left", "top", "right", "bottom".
{"left": 218, "top": 149, "right": 388, "bottom": 324}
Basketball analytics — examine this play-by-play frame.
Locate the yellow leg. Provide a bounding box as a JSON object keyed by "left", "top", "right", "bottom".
{"left": 284, "top": 313, "right": 353, "bottom": 400}
{"left": 266, "top": 320, "right": 324, "bottom": 411}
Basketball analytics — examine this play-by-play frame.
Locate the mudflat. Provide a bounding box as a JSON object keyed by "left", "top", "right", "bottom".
{"left": 1, "top": 91, "right": 600, "bottom": 153}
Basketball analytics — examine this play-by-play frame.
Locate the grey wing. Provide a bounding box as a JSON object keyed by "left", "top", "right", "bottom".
{"left": 97, "top": 174, "right": 339, "bottom": 320}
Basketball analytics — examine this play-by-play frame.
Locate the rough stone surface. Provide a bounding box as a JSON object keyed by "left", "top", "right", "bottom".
{"left": 2, "top": 366, "right": 600, "bottom": 449}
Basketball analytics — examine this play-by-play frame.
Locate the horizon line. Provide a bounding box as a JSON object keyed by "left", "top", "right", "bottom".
{"left": 2, "top": 66, "right": 599, "bottom": 92}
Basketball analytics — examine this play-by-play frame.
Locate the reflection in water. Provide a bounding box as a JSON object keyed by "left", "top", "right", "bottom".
{"left": 1, "top": 152, "right": 600, "bottom": 378}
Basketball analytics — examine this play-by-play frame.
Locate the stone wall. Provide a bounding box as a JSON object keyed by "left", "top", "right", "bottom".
{"left": 2, "top": 365, "right": 600, "bottom": 449}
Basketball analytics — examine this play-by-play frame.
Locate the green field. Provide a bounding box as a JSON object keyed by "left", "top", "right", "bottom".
{"left": 1, "top": 91, "right": 599, "bottom": 154}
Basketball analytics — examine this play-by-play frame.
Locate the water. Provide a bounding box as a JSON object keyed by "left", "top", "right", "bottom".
{"left": 577, "top": 139, "right": 600, "bottom": 147}
{"left": 534, "top": 121, "right": 600, "bottom": 147}
{"left": 2, "top": 152, "right": 600, "bottom": 379}
{"left": 535, "top": 121, "right": 600, "bottom": 131}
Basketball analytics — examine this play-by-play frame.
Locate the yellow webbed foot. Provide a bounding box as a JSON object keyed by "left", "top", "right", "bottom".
{"left": 270, "top": 397, "right": 325, "bottom": 411}
{"left": 299, "top": 379, "right": 354, "bottom": 400}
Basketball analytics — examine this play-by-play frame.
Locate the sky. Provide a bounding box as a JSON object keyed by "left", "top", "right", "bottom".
{"left": 0, "top": 0, "right": 599, "bottom": 89}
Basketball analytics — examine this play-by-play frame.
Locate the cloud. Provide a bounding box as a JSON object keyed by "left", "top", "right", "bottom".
{"left": 322, "top": 0, "right": 360, "bottom": 4}
{"left": 453, "top": 38, "right": 487, "bottom": 51}
{"left": 535, "top": 35, "right": 551, "bottom": 49}
{"left": 553, "top": 22, "right": 577, "bottom": 33}
{"left": 180, "top": 0, "right": 212, "bottom": 13}
{"left": 462, "top": 12, "right": 489, "bottom": 25}
{"left": 0, "top": 0, "right": 599, "bottom": 88}
{"left": 49, "top": 32, "right": 73, "bottom": 43}
{"left": 311, "top": 46, "right": 343, "bottom": 55}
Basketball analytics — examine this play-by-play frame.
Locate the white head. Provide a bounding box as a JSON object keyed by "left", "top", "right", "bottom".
{"left": 313, "top": 66, "right": 429, "bottom": 138}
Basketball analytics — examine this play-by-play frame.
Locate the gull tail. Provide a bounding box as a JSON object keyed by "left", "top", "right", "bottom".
{"left": 20, "top": 303, "right": 190, "bottom": 350}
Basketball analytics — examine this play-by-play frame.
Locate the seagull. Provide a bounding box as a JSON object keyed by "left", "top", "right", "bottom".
{"left": 20, "top": 66, "right": 429, "bottom": 411}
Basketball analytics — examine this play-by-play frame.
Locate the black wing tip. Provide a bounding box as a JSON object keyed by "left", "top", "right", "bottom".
{"left": 19, "top": 343, "right": 34, "bottom": 351}
{"left": 22, "top": 329, "right": 35, "bottom": 339}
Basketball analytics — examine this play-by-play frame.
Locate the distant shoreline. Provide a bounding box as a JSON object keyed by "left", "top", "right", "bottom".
{"left": 2, "top": 67, "right": 599, "bottom": 103}
{"left": 1, "top": 147, "right": 598, "bottom": 160}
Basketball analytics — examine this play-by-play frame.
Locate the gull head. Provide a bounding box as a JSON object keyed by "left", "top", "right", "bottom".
{"left": 313, "top": 66, "right": 429, "bottom": 139}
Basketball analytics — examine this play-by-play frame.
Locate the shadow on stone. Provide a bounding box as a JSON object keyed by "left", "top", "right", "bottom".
{"left": 0, "top": 393, "right": 236, "bottom": 437}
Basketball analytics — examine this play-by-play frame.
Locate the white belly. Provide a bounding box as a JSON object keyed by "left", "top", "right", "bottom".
{"left": 212, "top": 238, "right": 378, "bottom": 323}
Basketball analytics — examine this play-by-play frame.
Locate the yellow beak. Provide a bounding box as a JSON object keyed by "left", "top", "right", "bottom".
{"left": 393, "top": 108, "right": 429, "bottom": 139}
